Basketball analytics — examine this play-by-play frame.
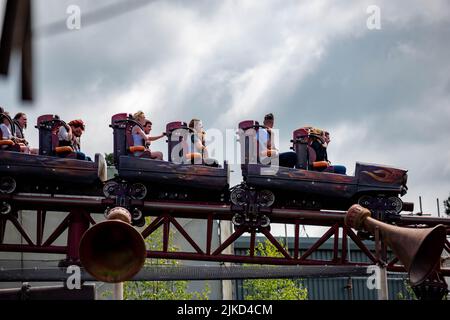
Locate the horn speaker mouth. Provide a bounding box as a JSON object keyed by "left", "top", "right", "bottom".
{"left": 409, "top": 224, "right": 446, "bottom": 286}
{"left": 79, "top": 219, "right": 146, "bottom": 283}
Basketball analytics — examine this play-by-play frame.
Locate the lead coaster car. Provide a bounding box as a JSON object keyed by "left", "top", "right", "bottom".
{"left": 107, "top": 114, "right": 230, "bottom": 206}
{"left": 236, "top": 121, "right": 410, "bottom": 221}
{"left": 0, "top": 114, "right": 107, "bottom": 197}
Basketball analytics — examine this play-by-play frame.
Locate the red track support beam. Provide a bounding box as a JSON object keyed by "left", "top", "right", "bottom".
{"left": 66, "top": 210, "right": 90, "bottom": 263}
{"left": 261, "top": 228, "right": 291, "bottom": 259}
{"left": 249, "top": 230, "right": 256, "bottom": 257}
{"left": 0, "top": 244, "right": 67, "bottom": 254}
{"left": 206, "top": 215, "right": 213, "bottom": 255}
{"left": 144, "top": 250, "right": 397, "bottom": 268}
{"left": 2, "top": 193, "right": 450, "bottom": 277}
{"left": 141, "top": 216, "right": 164, "bottom": 239}
{"left": 42, "top": 213, "right": 71, "bottom": 247}
{"left": 163, "top": 214, "right": 170, "bottom": 253}
{"left": 341, "top": 226, "right": 348, "bottom": 263}
{"left": 346, "top": 227, "right": 377, "bottom": 264}
{"left": 332, "top": 225, "right": 339, "bottom": 262}
{"left": 9, "top": 216, "right": 34, "bottom": 246}
{"left": 300, "top": 224, "right": 337, "bottom": 261}
{"left": 0, "top": 218, "right": 6, "bottom": 244}
{"left": 168, "top": 216, "right": 204, "bottom": 254}
{"left": 294, "top": 220, "right": 300, "bottom": 259}
{"left": 388, "top": 257, "right": 399, "bottom": 268}
{"left": 36, "top": 210, "right": 45, "bottom": 246}
{"left": 212, "top": 227, "right": 246, "bottom": 256}
{"left": 84, "top": 211, "right": 96, "bottom": 226}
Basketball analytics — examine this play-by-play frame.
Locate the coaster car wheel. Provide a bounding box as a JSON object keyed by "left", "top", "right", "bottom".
{"left": 131, "top": 208, "right": 145, "bottom": 227}
{"left": 387, "top": 196, "right": 403, "bottom": 214}
{"left": 358, "top": 195, "right": 374, "bottom": 209}
{"left": 232, "top": 213, "right": 245, "bottom": 227}
{"left": 0, "top": 177, "right": 16, "bottom": 194}
{"left": 231, "top": 187, "right": 248, "bottom": 206}
{"left": 130, "top": 183, "right": 148, "bottom": 200}
{"left": 132, "top": 208, "right": 143, "bottom": 221}
{"left": 259, "top": 215, "right": 271, "bottom": 228}
{"left": 103, "top": 181, "right": 119, "bottom": 198}
{"left": 257, "top": 190, "right": 275, "bottom": 208}
{"left": 0, "top": 202, "right": 12, "bottom": 215}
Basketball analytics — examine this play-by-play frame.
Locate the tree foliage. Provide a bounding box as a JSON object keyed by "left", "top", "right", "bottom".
{"left": 243, "top": 239, "right": 308, "bottom": 300}
{"left": 104, "top": 153, "right": 114, "bottom": 166}
{"left": 123, "top": 217, "right": 210, "bottom": 300}
{"left": 444, "top": 194, "right": 450, "bottom": 216}
{"left": 397, "top": 279, "right": 417, "bottom": 300}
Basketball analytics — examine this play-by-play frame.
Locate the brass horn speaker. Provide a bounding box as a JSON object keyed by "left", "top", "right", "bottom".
{"left": 79, "top": 207, "right": 146, "bottom": 283}
{"left": 346, "top": 205, "right": 446, "bottom": 286}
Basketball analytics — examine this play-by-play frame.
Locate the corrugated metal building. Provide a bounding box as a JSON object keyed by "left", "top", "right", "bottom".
{"left": 234, "top": 236, "right": 412, "bottom": 300}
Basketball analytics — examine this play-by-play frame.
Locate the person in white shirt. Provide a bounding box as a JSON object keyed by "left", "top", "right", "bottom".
{"left": 0, "top": 118, "right": 12, "bottom": 140}
{"left": 1, "top": 108, "right": 13, "bottom": 140}
{"left": 257, "top": 113, "right": 297, "bottom": 168}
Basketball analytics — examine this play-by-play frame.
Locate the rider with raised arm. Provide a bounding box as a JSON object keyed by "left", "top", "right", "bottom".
{"left": 132, "top": 111, "right": 165, "bottom": 160}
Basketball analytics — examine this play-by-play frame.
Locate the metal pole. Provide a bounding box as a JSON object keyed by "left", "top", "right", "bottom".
{"left": 419, "top": 196, "right": 423, "bottom": 215}
{"left": 375, "top": 226, "right": 388, "bottom": 300}
{"left": 284, "top": 224, "right": 288, "bottom": 250}
{"left": 378, "top": 265, "right": 389, "bottom": 300}
{"left": 437, "top": 198, "right": 440, "bottom": 218}
{"left": 113, "top": 283, "right": 123, "bottom": 300}
{"left": 346, "top": 277, "right": 353, "bottom": 300}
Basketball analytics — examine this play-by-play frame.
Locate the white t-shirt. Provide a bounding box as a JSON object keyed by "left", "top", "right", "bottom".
{"left": 58, "top": 126, "right": 70, "bottom": 141}
{"left": 257, "top": 128, "right": 279, "bottom": 158}
{"left": 0, "top": 123, "right": 12, "bottom": 140}
{"left": 257, "top": 128, "right": 269, "bottom": 152}
{"left": 58, "top": 126, "right": 80, "bottom": 151}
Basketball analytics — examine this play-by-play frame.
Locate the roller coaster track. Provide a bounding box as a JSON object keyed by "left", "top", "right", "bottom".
{"left": 1, "top": 193, "right": 449, "bottom": 277}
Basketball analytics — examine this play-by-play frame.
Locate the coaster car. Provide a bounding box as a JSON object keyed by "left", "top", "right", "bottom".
{"left": 0, "top": 114, "right": 107, "bottom": 196}
{"left": 107, "top": 114, "right": 229, "bottom": 203}
{"left": 236, "top": 121, "right": 409, "bottom": 219}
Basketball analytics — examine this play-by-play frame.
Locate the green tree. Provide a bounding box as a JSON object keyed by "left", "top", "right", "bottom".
{"left": 444, "top": 194, "right": 450, "bottom": 216}
{"left": 113, "top": 217, "right": 210, "bottom": 300}
{"left": 397, "top": 279, "right": 417, "bottom": 300}
{"left": 243, "top": 239, "right": 308, "bottom": 300}
{"left": 105, "top": 153, "right": 114, "bottom": 166}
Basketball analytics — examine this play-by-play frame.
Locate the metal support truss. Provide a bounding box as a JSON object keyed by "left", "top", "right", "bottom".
{"left": 0, "top": 193, "right": 449, "bottom": 277}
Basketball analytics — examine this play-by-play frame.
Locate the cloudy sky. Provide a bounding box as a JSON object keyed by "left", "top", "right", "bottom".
{"left": 1, "top": 0, "right": 450, "bottom": 225}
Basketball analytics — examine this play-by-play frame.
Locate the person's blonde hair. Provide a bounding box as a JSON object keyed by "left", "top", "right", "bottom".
{"left": 133, "top": 111, "right": 145, "bottom": 121}
{"left": 189, "top": 118, "right": 201, "bottom": 129}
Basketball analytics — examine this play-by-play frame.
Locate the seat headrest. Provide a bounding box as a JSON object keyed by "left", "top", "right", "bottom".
{"left": 166, "top": 121, "right": 188, "bottom": 133}
{"left": 239, "top": 120, "right": 259, "bottom": 130}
